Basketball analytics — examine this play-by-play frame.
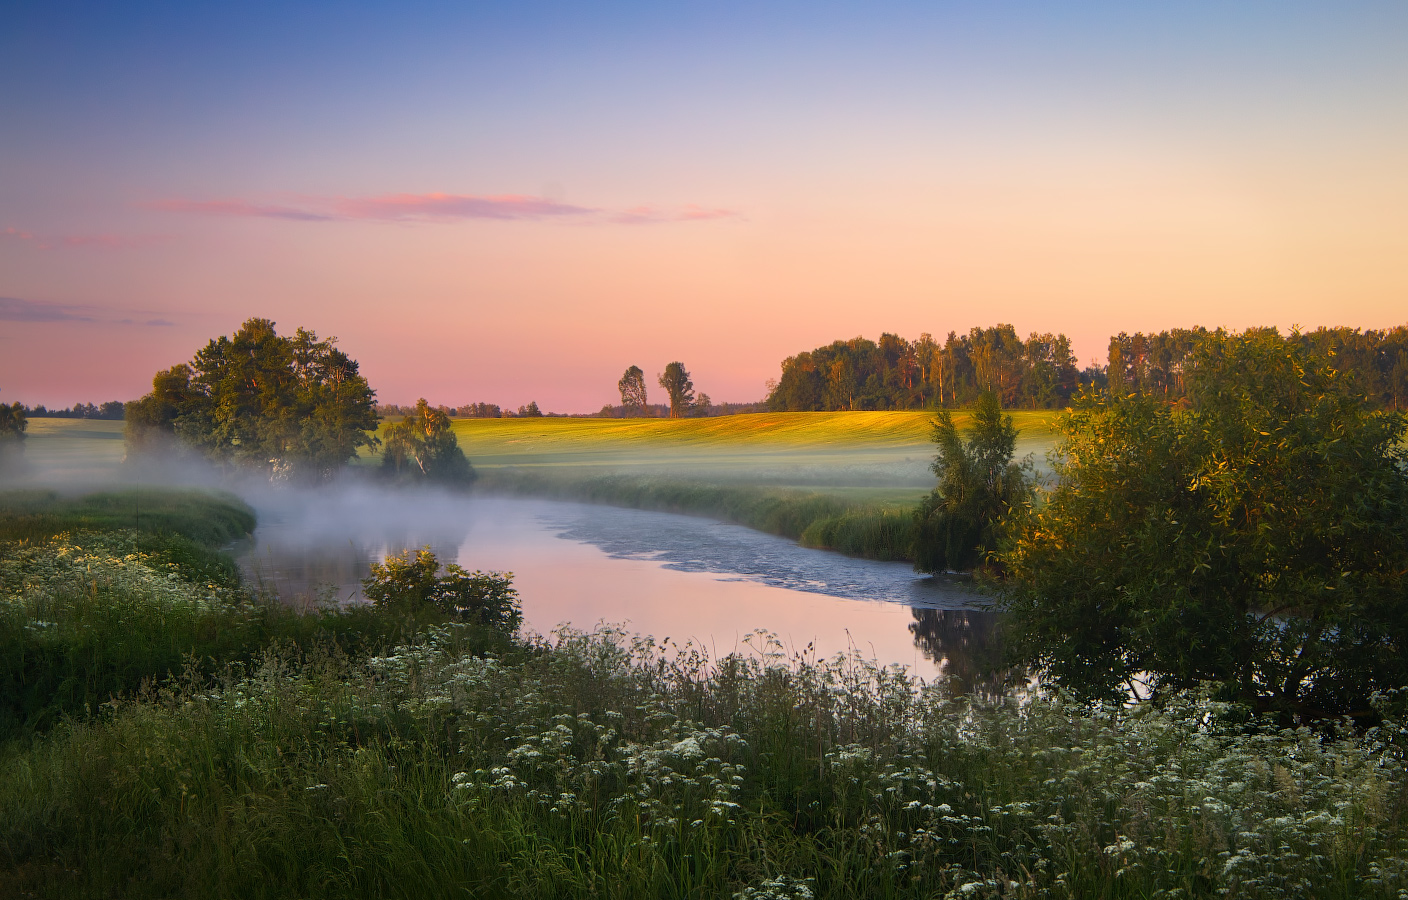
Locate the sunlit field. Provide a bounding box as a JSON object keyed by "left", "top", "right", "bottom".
{"left": 363, "top": 410, "right": 1060, "bottom": 498}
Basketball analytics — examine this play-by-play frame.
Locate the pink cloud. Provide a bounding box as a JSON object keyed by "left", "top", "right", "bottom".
{"left": 147, "top": 192, "right": 740, "bottom": 225}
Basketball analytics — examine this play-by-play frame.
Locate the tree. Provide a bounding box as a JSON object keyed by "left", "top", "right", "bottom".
{"left": 124, "top": 364, "right": 196, "bottom": 453}
{"left": 0, "top": 393, "right": 27, "bottom": 471}
{"left": 658, "top": 362, "right": 695, "bottom": 418}
{"left": 125, "top": 318, "right": 379, "bottom": 478}
{"left": 517, "top": 401, "right": 543, "bottom": 417}
{"left": 617, "top": 366, "right": 649, "bottom": 416}
{"left": 362, "top": 547, "right": 520, "bottom": 633}
{"left": 912, "top": 392, "right": 1032, "bottom": 573}
{"left": 382, "top": 398, "right": 475, "bottom": 484}
{"left": 998, "top": 330, "right": 1408, "bottom": 720}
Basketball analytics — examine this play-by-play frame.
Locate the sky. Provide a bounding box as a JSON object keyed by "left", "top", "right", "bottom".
{"left": 2, "top": 1, "right": 1406, "bottom": 411}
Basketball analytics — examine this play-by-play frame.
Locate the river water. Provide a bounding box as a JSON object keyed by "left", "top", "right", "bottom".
{"left": 234, "top": 487, "right": 995, "bottom": 680}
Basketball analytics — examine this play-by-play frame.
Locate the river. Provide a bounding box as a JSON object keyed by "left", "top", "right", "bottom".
{"left": 234, "top": 487, "right": 997, "bottom": 681}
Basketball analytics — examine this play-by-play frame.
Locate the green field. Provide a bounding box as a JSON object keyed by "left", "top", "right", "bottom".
{"left": 362, "top": 410, "right": 1059, "bottom": 496}
{"left": 9, "top": 418, "right": 126, "bottom": 483}
{"left": 10, "top": 412, "right": 1062, "bottom": 561}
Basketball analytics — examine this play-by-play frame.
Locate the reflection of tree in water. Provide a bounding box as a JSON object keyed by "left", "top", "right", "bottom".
{"left": 240, "top": 533, "right": 465, "bottom": 610}
{"left": 909, "top": 608, "right": 1027, "bottom": 700}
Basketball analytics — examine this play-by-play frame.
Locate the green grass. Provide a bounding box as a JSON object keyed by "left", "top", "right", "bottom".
{"left": 373, "top": 410, "right": 1061, "bottom": 562}
{"left": 0, "top": 487, "right": 256, "bottom": 545}
{"left": 0, "top": 490, "right": 504, "bottom": 739}
{"left": 1, "top": 624, "right": 1404, "bottom": 898}
{"left": 2, "top": 482, "right": 1405, "bottom": 898}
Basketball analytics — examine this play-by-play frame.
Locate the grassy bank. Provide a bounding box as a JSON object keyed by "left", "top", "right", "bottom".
{"left": 0, "top": 490, "right": 500, "bottom": 739}
{"left": 440, "top": 410, "right": 1057, "bottom": 563}
{"left": 477, "top": 469, "right": 919, "bottom": 561}
{"left": 3, "top": 626, "right": 1406, "bottom": 897}
{"left": 3, "top": 486, "right": 1407, "bottom": 897}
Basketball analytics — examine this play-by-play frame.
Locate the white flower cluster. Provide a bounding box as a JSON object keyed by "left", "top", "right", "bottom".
{"left": 1, "top": 533, "right": 248, "bottom": 625}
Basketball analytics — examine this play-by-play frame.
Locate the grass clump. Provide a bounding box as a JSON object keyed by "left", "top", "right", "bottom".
{"left": 0, "top": 488, "right": 256, "bottom": 545}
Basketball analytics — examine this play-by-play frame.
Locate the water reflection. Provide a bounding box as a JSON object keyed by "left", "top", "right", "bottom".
{"left": 233, "top": 487, "right": 998, "bottom": 681}
{"left": 909, "top": 608, "right": 1029, "bottom": 699}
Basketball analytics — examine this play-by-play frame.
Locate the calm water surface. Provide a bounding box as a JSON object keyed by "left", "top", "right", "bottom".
{"left": 235, "top": 488, "right": 994, "bottom": 680}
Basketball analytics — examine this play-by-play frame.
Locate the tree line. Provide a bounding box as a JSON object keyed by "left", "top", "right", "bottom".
{"left": 767, "top": 326, "right": 1101, "bottom": 412}
{"left": 1107, "top": 325, "right": 1408, "bottom": 409}
{"left": 12, "top": 401, "right": 126, "bottom": 420}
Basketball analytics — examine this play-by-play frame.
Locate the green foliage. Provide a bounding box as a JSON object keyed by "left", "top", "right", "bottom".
{"left": 0, "top": 399, "right": 27, "bottom": 442}
{"left": 381, "top": 398, "right": 475, "bottom": 483}
{"left": 799, "top": 508, "right": 916, "bottom": 561}
{"left": 362, "top": 548, "right": 520, "bottom": 634}
{"left": 2, "top": 626, "right": 1406, "bottom": 898}
{"left": 769, "top": 328, "right": 1085, "bottom": 412}
{"left": 0, "top": 398, "right": 27, "bottom": 472}
{"left": 0, "top": 488, "right": 255, "bottom": 546}
{"left": 1000, "top": 329, "right": 1408, "bottom": 718}
{"left": 1109, "top": 323, "right": 1408, "bottom": 410}
{"left": 658, "top": 361, "right": 695, "bottom": 418}
{"left": 125, "top": 318, "right": 379, "bottom": 478}
{"left": 913, "top": 393, "right": 1032, "bottom": 574}
{"left": 617, "top": 365, "right": 649, "bottom": 415}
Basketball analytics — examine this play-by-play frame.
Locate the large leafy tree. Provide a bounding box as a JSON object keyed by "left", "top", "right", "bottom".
{"left": 125, "top": 318, "right": 379, "bottom": 478}
{"left": 912, "top": 392, "right": 1032, "bottom": 574}
{"left": 658, "top": 362, "right": 695, "bottom": 418}
{"left": 617, "top": 366, "right": 648, "bottom": 416}
{"left": 999, "top": 330, "right": 1408, "bottom": 720}
{"left": 382, "top": 398, "right": 475, "bottom": 484}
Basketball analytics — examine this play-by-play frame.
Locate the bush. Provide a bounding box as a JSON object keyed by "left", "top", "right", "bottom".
{"left": 362, "top": 548, "right": 520, "bottom": 634}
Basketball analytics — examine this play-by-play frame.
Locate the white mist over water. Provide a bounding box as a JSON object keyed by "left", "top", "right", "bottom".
{"left": 5, "top": 424, "right": 990, "bottom": 680}
{"left": 235, "top": 485, "right": 985, "bottom": 678}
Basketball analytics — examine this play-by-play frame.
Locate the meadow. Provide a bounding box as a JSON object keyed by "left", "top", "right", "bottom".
{"left": 3, "top": 488, "right": 1407, "bottom": 898}
{"left": 367, "top": 411, "right": 1062, "bottom": 562}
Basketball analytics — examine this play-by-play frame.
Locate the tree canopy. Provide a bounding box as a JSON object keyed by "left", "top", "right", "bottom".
{"left": 0, "top": 397, "right": 27, "bottom": 472}
{"left": 617, "top": 366, "right": 649, "bottom": 416}
{"left": 382, "top": 398, "right": 475, "bottom": 484}
{"left": 998, "top": 329, "right": 1408, "bottom": 721}
{"left": 769, "top": 327, "right": 1086, "bottom": 412}
{"left": 658, "top": 362, "right": 695, "bottom": 418}
{"left": 912, "top": 392, "right": 1031, "bottom": 574}
{"left": 125, "top": 318, "right": 379, "bottom": 478}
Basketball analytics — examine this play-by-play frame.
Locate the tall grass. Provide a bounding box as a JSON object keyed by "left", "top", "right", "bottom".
{"left": 3, "top": 487, "right": 1407, "bottom": 897}
{"left": 1, "top": 625, "right": 1405, "bottom": 898}
{"left": 0, "top": 488, "right": 256, "bottom": 545}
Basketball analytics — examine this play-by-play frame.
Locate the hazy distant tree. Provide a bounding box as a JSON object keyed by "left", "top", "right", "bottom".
{"left": 124, "top": 318, "right": 379, "bottom": 478}
{"left": 0, "top": 394, "right": 27, "bottom": 472}
{"left": 658, "top": 362, "right": 695, "bottom": 418}
{"left": 382, "top": 398, "right": 475, "bottom": 484}
{"left": 692, "top": 392, "right": 712, "bottom": 416}
{"left": 517, "top": 401, "right": 543, "bottom": 417}
{"left": 617, "top": 366, "right": 649, "bottom": 416}
{"left": 125, "top": 365, "right": 197, "bottom": 453}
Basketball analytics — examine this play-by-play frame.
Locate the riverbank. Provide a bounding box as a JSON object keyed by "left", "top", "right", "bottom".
{"left": 395, "top": 410, "right": 1060, "bottom": 563}
{"left": 2, "top": 487, "right": 1405, "bottom": 898}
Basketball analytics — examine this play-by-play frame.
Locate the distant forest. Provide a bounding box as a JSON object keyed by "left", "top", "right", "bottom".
{"left": 768, "top": 324, "right": 1408, "bottom": 412}
{"left": 17, "top": 401, "right": 126, "bottom": 420}
{"left": 1107, "top": 325, "right": 1408, "bottom": 409}
{"left": 767, "top": 326, "right": 1095, "bottom": 411}
{"left": 376, "top": 400, "right": 770, "bottom": 419}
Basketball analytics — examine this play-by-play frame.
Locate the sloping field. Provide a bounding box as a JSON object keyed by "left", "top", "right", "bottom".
{"left": 436, "top": 410, "right": 1059, "bottom": 490}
